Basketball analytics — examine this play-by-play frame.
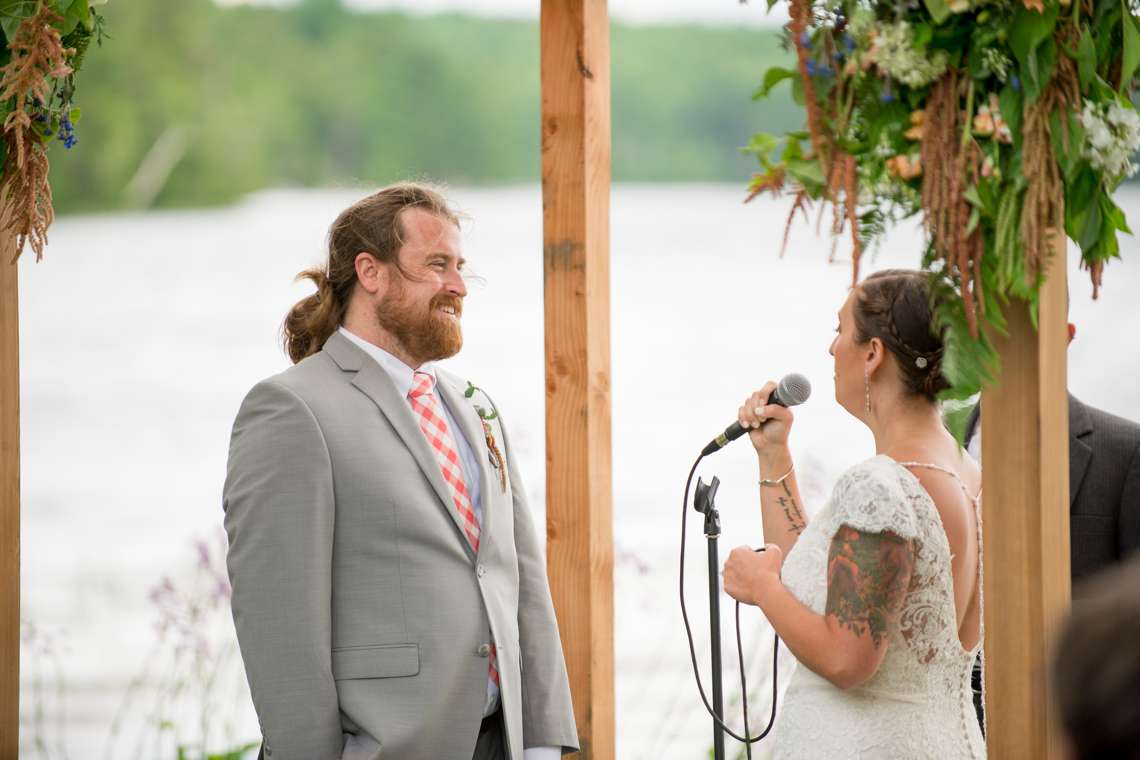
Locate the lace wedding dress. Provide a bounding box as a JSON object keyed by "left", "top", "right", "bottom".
{"left": 774, "top": 455, "right": 986, "bottom": 759}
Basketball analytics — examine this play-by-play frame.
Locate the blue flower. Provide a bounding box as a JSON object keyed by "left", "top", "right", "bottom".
{"left": 806, "top": 59, "right": 818, "bottom": 76}
{"left": 819, "top": 64, "right": 834, "bottom": 77}
{"left": 844, "top": 35, "right": 856, "bottom": 52}
{"left": 880, "top": 92, "right": 896, "bottom": 103}
{"left": 1010, "top": 74, "right": 1021, "bottom": 91}
{"left": 799, "top": 31, "right": 812, "bottom": 48}
{"left": 43, "top": 128, "right": 52, "bottom": 136}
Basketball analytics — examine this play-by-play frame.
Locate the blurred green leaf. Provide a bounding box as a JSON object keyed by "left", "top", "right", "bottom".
{"left": 1077, "top": 28, "right": 1097, "bottom": 90}
{"left": 753, "top": 66, "right": 798, "bottom": 99}
{"left": 924, "top": 0, "right": 952, "bottom": 25}
{"left": 1120, "top": 1, "right": 1140, "bottom": 92}
{"left": 0, "top": 0, "right": 39, "bottom": 39}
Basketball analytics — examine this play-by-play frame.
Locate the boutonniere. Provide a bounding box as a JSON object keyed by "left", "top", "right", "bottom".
{"left": 464, "top": 381, "right": 508, "bottom": 492}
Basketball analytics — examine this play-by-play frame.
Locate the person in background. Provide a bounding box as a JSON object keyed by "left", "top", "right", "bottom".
{"left": 962, "top": 318, "right": 1140, "bottom": 734}
{"left": 963, "top": 323, "right": 1140, "bottom": 585}
{"left": 1052, "top": 557, "right": 1140, "bottom": 760}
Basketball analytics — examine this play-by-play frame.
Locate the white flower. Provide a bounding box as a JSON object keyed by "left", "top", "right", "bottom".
{"left": 1081, "top": 100, "right": 1140, "bottom": 179}
{"left": 981, "top": 48, "right": 1011, "bottom": 82}
{"left": 872, "top": 21, "right": 949, "bottom": 88}
{"left": 89, "top": 0, "right": 109, "bottom": 6}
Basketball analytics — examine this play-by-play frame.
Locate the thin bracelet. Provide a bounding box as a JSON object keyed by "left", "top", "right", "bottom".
{"left": 759, "top": 464, "right": 794, "bottom": 487}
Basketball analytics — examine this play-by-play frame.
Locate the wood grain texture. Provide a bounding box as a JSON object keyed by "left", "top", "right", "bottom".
{"left": 980, "top": 235, "right": 1071, "bottom": 759}
{"left": 1, "top": 251, "right": 19, "bottom": 758}
{"left": 540, "top": 2, "right": 613, "bottom": 757}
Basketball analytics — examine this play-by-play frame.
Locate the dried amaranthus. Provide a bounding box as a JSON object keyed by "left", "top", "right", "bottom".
{"left": 921, "top": 69, "right": 985, "bottom": 336}
{"left": 785, "top": 0, "right": 862, "bottom": 282}
{"left": 1020, "top": 26, "right": 1081, "bottom": 288}
{"left": 0, "top": 3, "right": 75, "bottom": 262}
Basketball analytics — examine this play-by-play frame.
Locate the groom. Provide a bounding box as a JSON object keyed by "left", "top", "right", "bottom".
{"left": 223, "top": 183, "right": 578, "bottom": 760}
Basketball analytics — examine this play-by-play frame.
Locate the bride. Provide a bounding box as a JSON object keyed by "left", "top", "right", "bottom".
{"left": 722, "top": 269, "right": 985, "bottom": 758}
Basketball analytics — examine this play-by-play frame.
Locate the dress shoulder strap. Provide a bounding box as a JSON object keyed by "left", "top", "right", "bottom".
{"left": 896, "top": 460, "right": 982, "bottom": 505}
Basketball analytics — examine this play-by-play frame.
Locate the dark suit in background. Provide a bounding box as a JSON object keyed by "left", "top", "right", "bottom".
{"left": 965, "top": 394, "right": 1140, "bottom": 584}
{"left": 964, "top": 393, "right": 1140, "bottom": 734}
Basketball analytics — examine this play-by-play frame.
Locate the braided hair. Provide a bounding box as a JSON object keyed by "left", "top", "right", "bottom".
{"left": 853, "top": 269, "right": 950, "bottom": 402}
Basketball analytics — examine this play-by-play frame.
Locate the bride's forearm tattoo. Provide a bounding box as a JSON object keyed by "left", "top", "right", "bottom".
{"left": 825, "top": 525, "right": 914, "bottom": 648}
{"left": 776, "top": 481, "right": 807, "bottom": 535}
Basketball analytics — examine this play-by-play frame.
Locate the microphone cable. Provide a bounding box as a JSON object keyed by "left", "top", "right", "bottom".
{"left": 679, "top": 452, "right": 780, "bottom": 758}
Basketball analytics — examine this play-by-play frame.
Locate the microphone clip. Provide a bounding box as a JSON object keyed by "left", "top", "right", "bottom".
{"left": 694, "top": 476, "right": 721, "bottom": 538}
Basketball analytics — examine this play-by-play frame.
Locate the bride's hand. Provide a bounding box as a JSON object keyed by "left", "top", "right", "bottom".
{"left": 723, "top": 544, "right": 784, "bottom": 606}
{"left": 738, "top": 382, "right": 795, "bottom": 459}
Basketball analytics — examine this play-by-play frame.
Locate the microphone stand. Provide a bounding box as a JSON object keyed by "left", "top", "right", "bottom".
{"left": 694, "top": 476, "right": 726, "bottom": 760}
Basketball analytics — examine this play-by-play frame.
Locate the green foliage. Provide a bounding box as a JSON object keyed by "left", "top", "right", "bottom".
{"left": 177, "top": 741, "right": 260, "bottom": 760}
{"left": 1009, "top": 4, "right": 1060, "bottom": 102}
{"left": 747, "top": 0, "right": 1139, "bottom": 402}
{"left": 46, "top": 1, "right": 801, "bottom": 213}
{"left": 1121, "top": 0, "right": 1140, "bottom": 93}
{"left": 942, "top": 395, "right": 979, "bottom": 442}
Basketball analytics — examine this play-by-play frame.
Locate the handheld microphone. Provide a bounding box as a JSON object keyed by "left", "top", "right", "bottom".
{"left": 700, "top": 373, "right": 812, "bottom": 456}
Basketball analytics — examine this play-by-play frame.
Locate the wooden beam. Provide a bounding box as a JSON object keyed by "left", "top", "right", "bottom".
{"left": 1, "top": 252, "right": 19, "bottom": 757}
{"left": 539, "top": 2, "right": 613, "bottom": 757}
{"left": 980, "top": 235, "right": 1071, "bottom": 758}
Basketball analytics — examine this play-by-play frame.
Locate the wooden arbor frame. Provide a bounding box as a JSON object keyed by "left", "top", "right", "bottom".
{"left": 0, "top": 2, "right": 1071, "bottom": 757}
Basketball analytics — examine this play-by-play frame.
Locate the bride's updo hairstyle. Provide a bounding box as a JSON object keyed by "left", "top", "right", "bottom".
{"left": 853, "top": 269, "right": 951, "bottom": 402}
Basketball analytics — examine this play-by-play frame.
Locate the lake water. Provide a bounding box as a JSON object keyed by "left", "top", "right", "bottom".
{"left": 16, "top": 183, "right": 1140, "bottom": 758}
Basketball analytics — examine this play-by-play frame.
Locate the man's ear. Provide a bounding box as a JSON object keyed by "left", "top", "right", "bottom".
{"left": 354, "top": 252, "right": 387, "bottom": 296}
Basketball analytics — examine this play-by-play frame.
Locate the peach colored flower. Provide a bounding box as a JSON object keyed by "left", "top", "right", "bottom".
{"left": 887, "top": 154, "right": 923, "bottom": 180}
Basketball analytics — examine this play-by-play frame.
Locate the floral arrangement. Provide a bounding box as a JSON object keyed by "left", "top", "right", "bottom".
{"left": 746, "top": 0, "right": 1139, "bottom": 396}
{"left": 0, "top": 0, "right": 106, "bottom": 262}
{"left": 465, "top": 380, "right": 509, "bottom": 491}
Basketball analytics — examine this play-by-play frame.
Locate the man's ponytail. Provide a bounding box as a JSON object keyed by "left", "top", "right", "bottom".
{"left": 282, "top": 268, "right": 349, "bottom": 364}
{"left": 279, "top": 182, "right": 460, "bottom": 364}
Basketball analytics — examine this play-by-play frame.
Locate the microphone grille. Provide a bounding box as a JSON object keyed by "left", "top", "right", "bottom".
{"left": 778, "top": 373, "right": 812, "bottom": 406}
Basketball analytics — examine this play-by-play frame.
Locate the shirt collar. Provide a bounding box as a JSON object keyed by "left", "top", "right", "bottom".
{"left": 337, "top": 326, "right": 436, "bottom": 399}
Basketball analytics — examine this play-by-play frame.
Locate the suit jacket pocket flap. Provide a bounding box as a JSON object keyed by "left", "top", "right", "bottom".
{"left": 332, "top": 643, "right": 420, "bottom": 680}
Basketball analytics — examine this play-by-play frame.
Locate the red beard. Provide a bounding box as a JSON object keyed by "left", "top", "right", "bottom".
{"left": 375, "top": 277, "right": 463, "bottom": 364}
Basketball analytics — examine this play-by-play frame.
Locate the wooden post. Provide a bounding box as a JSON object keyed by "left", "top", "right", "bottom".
{"left": 539, "top": 2, "right": 614, "bottom": 757}
{"left": 1, "top": 253, "right": 19, "bottom": 757}
{"left": 980, "top": 235, "right": 1071, "bottom": 758}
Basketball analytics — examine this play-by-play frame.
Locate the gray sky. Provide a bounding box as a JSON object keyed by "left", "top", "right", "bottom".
{"left": 215, "top": 0, "right": 786, "bottom": 26}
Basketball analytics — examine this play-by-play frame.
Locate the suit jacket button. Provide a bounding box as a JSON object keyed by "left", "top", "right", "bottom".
{"left": 477, "top": 643, "right": 492, "bottom": 657}
{"left": 477, "top": 563, "right": 487, "bottom": 578}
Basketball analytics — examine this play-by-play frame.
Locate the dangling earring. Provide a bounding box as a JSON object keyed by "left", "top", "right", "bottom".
{"left": 864, "top": 369, "right": 872, "bottom": 416}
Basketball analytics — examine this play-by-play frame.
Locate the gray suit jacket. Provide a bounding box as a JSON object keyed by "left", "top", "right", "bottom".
{"left": 965, "top": 394, "right": 1140, "bottom": 585}
{"left": 223, "top": 332, "right": 578, "bottom": 760}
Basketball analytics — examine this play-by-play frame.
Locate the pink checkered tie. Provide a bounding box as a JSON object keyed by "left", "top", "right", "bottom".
{"left": 407, "top": 371, "right": 498, "bottom": 685}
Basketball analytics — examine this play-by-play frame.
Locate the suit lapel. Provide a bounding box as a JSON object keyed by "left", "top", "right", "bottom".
{"left": 436, "top": 373, "right": 496, "bottom": 555}
{"left": 323, "top": 333, "right": 476, "bottom": 560}
{"left": 1069, "top": 394, "right": 1094, "bottom": 507}
{"left": 964, "top": 402, "right": 981, "bottom": 445}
